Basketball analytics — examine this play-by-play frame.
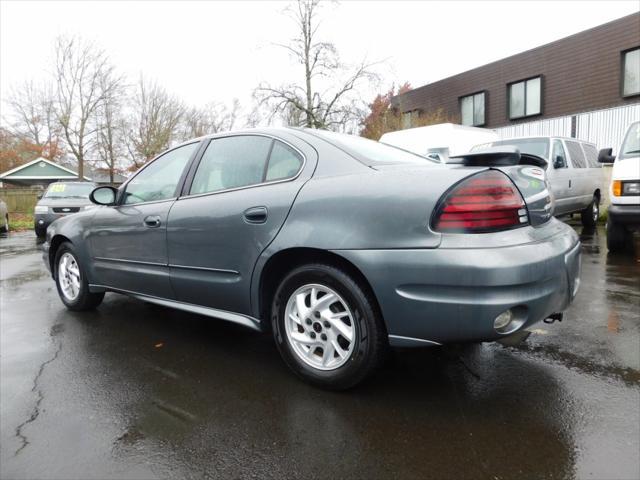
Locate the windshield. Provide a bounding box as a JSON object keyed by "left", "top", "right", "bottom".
{"left": 489, "top": 138, "right": 550, "bottom": 159}
{"left": 309, "top": 130, "right": 436, "bottom": 166}
{"left": 44, "top": 183, "right": 95, "bottom": 199}
{"left": 619, "top": 122, "right": 640, "bottom": 160}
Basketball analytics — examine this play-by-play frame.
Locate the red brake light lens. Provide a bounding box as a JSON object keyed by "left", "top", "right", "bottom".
{"left": 433, "top": 170, "right": 528, "bottom": 233}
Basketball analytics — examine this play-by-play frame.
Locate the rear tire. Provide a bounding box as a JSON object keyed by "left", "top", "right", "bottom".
{"left": 606, "top": 219, "right": 629, "bottom": 253}
{"left": 54, "top": 241, "right": 104, "bottom": 311}
{"left": 581, "top": 195, "right": 599, "bottom": 228}
{"left": 35, "top": 226, "right": 46, "bottom": 238}
{"left": 271, "top": 263, "right": 387, "bottom": 390}
{"left": 0, "top": 214, "right": 8, "bottom": 233}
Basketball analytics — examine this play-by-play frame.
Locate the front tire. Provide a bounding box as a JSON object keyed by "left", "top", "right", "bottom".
{"left": 54, "top": 242, "right": 104, "bottom": 310}
{"left": 0, "top": 214, "right": 8, "bottom": 233}
{"left": 271, "top": 263, "right": 386, "bottom": 390}
{"left": 581, "top": 195, "right": 599, "bottom": 228}
{"left": 606, "top": 219, "right": 629, "bottom": 252}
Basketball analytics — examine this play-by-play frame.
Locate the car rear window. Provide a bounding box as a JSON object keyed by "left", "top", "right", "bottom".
{"left": 309, "top": 130, "right": 436, "bottom": 166}
{"left": 490, "top": 138, "right": 549, "bottom": 159}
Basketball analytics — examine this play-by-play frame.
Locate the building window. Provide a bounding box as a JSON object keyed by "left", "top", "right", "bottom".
{"left": 460, "top": 92, "right": 485, "bottom": 126}
{"left": 508, "top": 76, "right": 542, "bottom": 119}
{"left": 622, "top": 47, "right": 640, "bottom": 97}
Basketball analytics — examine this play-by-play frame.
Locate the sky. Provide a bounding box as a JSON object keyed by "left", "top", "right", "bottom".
{"left": 1, "top": 0, "right": 639, "bottom": 117}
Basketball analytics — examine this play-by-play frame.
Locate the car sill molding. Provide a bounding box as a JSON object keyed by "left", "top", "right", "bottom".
{"left": 388, "top": 334, "right": 442, "bottom": 348}
{"left": 88, "top": 284, "right": 262, "bottom": 331}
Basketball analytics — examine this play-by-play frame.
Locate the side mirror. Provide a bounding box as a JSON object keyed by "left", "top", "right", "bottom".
{"left": 553, "top": 156, "right": 565, "bottom": 169}
{"left": 89, "top": 186, "right": 117, "bottom": 206}
{"left": 598, "top": 148, "right": 615, "bottom": 164}
{"left": 37, "top": 193, "right": 43, "bottom": 199}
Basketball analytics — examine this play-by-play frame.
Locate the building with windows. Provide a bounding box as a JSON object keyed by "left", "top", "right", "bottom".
{"left": 392, "top": 13, "right": 640, "bottom": 153}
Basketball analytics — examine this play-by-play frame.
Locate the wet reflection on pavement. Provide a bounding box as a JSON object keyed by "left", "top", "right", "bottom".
{"left": 1, "top": 225, "right": 638, "bottom": 479}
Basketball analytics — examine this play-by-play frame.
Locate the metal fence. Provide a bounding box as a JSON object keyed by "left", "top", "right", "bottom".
{"left": 495, "top": 103, "right": 640, "bottom": 153}
{"left": 576, "top": 104, "right": 640, "bottom": 155}
{"left": 0, "top": 188, "right": 41, "bottom": 213}
{"left": 495, "top": 116, "right": 572, "bottom": 139}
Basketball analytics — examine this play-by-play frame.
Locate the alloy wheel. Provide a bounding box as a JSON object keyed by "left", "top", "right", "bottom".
{"left": 284, "top": 283, "right": 356, "bottom": 371}
{"left": 58, "top": 252, "right": 81, "bottom": 301}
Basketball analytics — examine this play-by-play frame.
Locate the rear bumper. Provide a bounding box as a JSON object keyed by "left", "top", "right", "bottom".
{"left": 335, "top": 223, "right": 580, "bottom": 346}
{"left": 608, "top": 203, "right": 640, "bottom": 228}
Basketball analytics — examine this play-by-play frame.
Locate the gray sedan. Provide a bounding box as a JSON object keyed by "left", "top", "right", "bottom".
{"left": 42, "top": 128, "right": 581, "bottom": 389}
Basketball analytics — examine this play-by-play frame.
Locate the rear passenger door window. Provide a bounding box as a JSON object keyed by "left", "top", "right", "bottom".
{"left": 189, "top": 136, "right": 304, "bottom": 195}
{"left": 565, "top": 141, "right": 586, "bottom": 168}
{"left": 190, "top": 136, "right": 272, "bottom": 195}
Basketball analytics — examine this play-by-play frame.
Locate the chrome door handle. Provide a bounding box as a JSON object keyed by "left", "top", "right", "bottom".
{"left": 144, "top": 215, "right": 161, "bottom": 228}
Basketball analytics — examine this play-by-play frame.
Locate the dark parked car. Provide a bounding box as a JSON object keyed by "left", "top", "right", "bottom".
{"left": 34, "top": 181, "right": 97, "bottom": 238}
{"left": 42, "top": 128, "right": 581, "bottom": 389}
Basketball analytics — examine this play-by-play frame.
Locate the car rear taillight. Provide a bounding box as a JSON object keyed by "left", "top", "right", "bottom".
{"left": 433, "top": 170, "right": 528, "bottom": 233}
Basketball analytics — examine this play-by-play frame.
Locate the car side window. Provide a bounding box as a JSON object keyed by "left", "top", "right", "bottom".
{"left": 582, "top": 144, "right": 598, "bottom": 168}
{"left": 565, "top": 141, "right": 586, "bottom": 168}
{"left": 265, "top": 141, "right": 303, "bottom": 181}
{"left": 123, "top": 143, "right": 199, "bottom": 205}
{"left": 190, "top": 136, "right": 272, "bottom": 195}
{"left": 551, "top": 140, "right": 567, "bottom": 168}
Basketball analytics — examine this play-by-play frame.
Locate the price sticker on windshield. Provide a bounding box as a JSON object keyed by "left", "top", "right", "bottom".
{"left": 49, "top": 184, "right": 66, "bottom": 193}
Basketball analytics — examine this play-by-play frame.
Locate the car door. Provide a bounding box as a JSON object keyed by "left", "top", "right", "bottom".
{"left": 580, "top": 142, "right": 603, "bottom": 200}
{"left": 547, "top": 139, "right": 573, "bottom": 215}
{"left": 167, "top": 133, "right": 315, "bottom": 316}
{"left": 564, "top": 140, "right": 592, "bottom": 211}
{"left": 88, "top": 142, "right": 201, "bottom": 298}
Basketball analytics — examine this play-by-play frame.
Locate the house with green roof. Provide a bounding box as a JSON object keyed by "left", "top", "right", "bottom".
{"left": 0, "top": 157, "right": 91, "bottom": 188}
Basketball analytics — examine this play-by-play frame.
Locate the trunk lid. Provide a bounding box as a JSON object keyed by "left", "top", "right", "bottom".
{"left": 373, "top": 149, "right": 553, "bottom": 227}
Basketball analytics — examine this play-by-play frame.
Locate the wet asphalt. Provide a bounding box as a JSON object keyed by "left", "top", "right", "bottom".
{"left": 0, "top": 223, "right": 638, "bottom": 480}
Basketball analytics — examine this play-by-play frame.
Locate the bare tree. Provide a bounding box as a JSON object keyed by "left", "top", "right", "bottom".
{"left": 255, "top": 0, "right": 379, "bottom": 130}
{"left": 54, "top": 36, "right": 123, "bottom": 179}
{"left": 4, "top": 80, "right": 62, "bottom": 159}
{"left": 180, "top": 99, "right": 240, "bottom": 140}
{"left": 94, "top": 76, "right": 127, "bottom": 183}
{"left": 126, "top": 77, "right": 184, "bottom": 167}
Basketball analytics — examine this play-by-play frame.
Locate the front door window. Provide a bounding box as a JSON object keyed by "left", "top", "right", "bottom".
{"left": 123, "top": 143, "right": 199, "bottom": 205}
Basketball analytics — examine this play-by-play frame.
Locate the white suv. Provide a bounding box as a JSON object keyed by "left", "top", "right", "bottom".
{"left": 601, "top": 121, "right": 640, "bottom": 252}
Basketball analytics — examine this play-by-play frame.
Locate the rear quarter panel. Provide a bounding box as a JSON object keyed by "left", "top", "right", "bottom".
{"left": 266, "top": 165, "right": 483, "bottom": 251}
{"left": 249, "top": 165, "right": 484, "bottom": 316}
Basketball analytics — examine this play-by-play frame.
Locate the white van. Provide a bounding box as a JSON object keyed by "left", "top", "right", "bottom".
{"left": 601, "top": 121, "right": 640, "bottom": 252}
{"left": 379, "top": 123, "right": 498, "bottom": 163}
{"left": 482, "top": 136, "right": 605, "bottom": 228}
